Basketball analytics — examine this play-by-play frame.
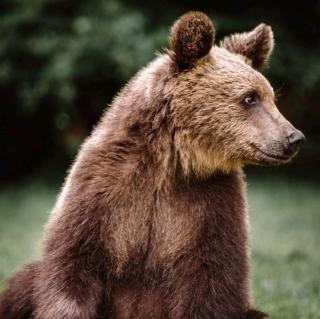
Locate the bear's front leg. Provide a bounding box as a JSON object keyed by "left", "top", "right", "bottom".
{"left": 33, "top": 257, "right": 106, "bottom": 319}
{"left": 164, "top": 257, "right": 249, "bottom": 319}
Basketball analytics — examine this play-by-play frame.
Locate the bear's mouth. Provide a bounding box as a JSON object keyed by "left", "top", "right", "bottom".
{"left": 250, "top": 143, "right": 291, "bottom": 162}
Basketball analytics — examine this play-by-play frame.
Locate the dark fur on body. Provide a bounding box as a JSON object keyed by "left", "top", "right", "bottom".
{"left": 0, "top": 12, "right": 304, "bottom": 319}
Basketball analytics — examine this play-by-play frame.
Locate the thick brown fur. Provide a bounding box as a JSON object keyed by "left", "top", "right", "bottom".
{"left": 0, "top": 12, "right": 304, "bottom": 319}
{"left": 0, "top": 262, "right": 39, "bottom": 319}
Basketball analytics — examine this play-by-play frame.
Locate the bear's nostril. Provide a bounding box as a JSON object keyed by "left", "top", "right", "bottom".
{"left": 287, "top": 130, "right": 306, "bottom": 150}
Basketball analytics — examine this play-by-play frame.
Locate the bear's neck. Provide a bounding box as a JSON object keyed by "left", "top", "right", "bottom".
{"left": 86, "top": 106, "right": 244, "bottom": 194}
{"left": 142, "top": 131, "right": 244, "bottom": 190}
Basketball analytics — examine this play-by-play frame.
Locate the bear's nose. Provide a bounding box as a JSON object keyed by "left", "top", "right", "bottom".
{"left": 287, "top": 130, "right": 306, "bottom": 152}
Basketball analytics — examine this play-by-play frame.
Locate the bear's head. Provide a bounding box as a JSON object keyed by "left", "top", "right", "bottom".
{"left": 162, "top": 12, "right": 305, "bottom": 176}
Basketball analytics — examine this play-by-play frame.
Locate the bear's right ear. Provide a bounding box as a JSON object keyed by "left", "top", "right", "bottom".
{"left": 220, "top": 24, "right": 274, "bottom": 70}
{"left": 169, "top": 12, "right": 215, "bottom": 70}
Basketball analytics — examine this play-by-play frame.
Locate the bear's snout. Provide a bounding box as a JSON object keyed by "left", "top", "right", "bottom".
{"left": 251, "top": 103, "right": 306, "bottom": 164}
{"left": 280, "top": 127, "right": 306, "bottom": 160}
{"left": 287, "top": 129, "right": 306, "bottom": 154}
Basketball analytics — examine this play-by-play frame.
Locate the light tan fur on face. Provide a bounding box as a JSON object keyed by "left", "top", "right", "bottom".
{"left": 160, "top": 45, "right": 277, "bottom": 177}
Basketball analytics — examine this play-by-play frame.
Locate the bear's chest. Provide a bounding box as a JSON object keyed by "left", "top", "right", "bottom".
{"left": 149, "top": 191, "right": 207, "bottom": 263}
{"left": 148, "top": 172, "right": 247, "bottom": 266}
{"left": 109, "top": 172, "right": 248, "bottom": 318}
{"left": 107, "top": 171, "right": 246, "bottom": 276}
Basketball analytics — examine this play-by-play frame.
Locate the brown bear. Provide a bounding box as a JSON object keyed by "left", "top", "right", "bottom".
{"left": 0, "top": 11, "right": 305, "bottom": 319}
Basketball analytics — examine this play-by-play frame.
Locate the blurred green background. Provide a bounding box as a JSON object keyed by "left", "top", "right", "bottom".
{"left": 0, "top": 1, "right": 319, "bottom": 318}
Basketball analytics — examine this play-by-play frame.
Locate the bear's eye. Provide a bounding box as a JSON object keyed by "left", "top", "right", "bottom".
{"left": 242, "top": 92, "right": 259, "bottom": 107}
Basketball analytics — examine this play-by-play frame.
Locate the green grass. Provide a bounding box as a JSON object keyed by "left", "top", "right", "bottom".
{"left": 0, "top": 175, "right": 319, "bottom": 318}
{"left": 0, "top": 180, "right": 57, "bottom": 281}
{"left": 247, "top": 177, "right": 320, "bottom": 318}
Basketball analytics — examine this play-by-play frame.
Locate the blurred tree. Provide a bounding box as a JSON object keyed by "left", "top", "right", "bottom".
{"left": 0, "top": 0, "right": 319, "bottom": 181}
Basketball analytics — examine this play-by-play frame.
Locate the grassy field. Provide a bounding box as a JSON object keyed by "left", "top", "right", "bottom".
{"left": 0, "top": 175, "right": 319, "bottom": 318}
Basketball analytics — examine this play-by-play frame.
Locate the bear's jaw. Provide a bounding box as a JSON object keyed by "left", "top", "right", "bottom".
{"left": 244, "top": 141, "right": 302, "bottom": 167}
{"left": 177, "top": 145, "right": 239, "bottom": 178}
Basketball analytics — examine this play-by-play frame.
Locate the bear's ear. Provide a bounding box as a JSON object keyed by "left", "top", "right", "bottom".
{"left": 220, "top": 24, "right": 274, "bottom": 70}
{"left": 169, "top": 12, "right": 215, "bottom": 70}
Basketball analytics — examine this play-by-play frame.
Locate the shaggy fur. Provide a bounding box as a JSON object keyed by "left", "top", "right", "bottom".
{"left": 0, "top": 11, "right": 304, "bottom": 319}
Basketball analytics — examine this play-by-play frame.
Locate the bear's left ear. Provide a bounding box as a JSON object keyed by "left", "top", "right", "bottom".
{"left": 170, "top": 12, "right": 215, "bottom": 70}
{"left": 220, "top": 24, "right": 274, "bottom": 70}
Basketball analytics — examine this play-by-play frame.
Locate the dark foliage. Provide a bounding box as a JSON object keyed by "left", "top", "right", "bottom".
{"left": 1, "top": 0, "right": 319, "bottom": 180}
